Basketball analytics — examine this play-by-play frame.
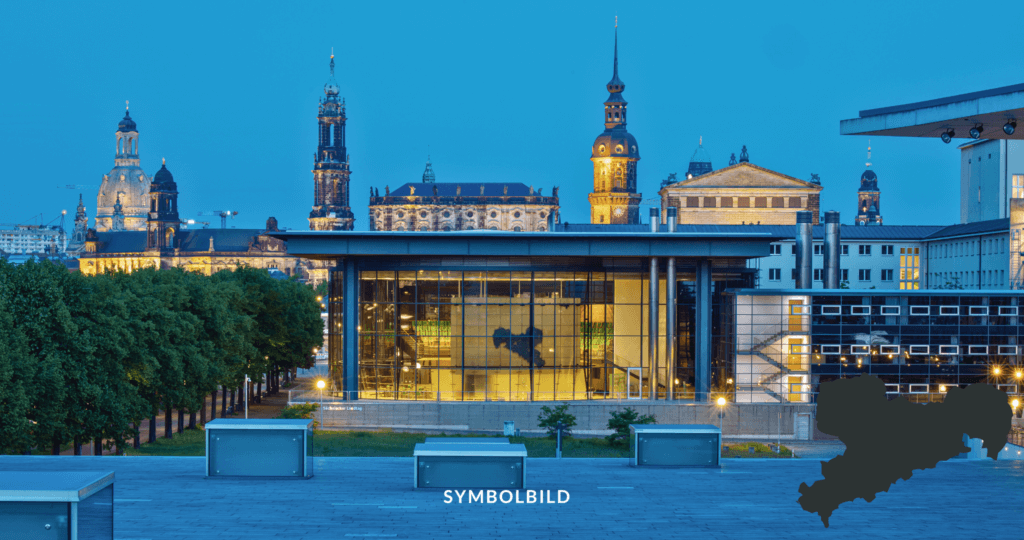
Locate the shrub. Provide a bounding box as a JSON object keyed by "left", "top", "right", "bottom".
{"left": 537, "top": 402, "right": 576, "bottom": 439}
{"left": 279, "top": 403, "right": 318, "bottom": 420}
{"left": 605, "top": 407, "right": 656, "bottom": 447}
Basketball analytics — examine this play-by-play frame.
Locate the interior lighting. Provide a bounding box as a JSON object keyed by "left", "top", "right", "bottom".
{"left": 969, "top": 124, "right": 984, "bottom": 139}
{"left": 727, "top": 378, "right": 733, "bottom": 384}
{"left": 416, "top": 362, "right": 422, "bottom": 369}
{"left": 716, "top": 397, "right": 726, "bottom": 406}
{"left": 1004, "top": 121, "right": 1016, "bottom": 136}
{"left": 1016, "top": 370, "right": 1023, "bottom": 379}
{"left": 316, "top": 380, "right": 326, "bottom": 390}
{"left": 1012, "top": 399, "right": 1019, "bottom": 409}
{"left": 993, "top": 367, "right": 1001, "bottom": 375}
{"left": 940, "top": 129, "right": 955, "bottom": 144}
{"left": 940, "top": 385, "right": 947, "bottom": 392}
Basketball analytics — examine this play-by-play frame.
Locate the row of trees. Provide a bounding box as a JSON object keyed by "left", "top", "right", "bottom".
{"left": 0, "top": 260, "right": 323, "bottom": 454}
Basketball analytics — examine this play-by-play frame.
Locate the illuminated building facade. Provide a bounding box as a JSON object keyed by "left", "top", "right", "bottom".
{"left": 588, "top": 27, "right": 641, "bottom": 225}
{"left": 308, "top": 53, "right": 355, "bottom": 231}
{"left": 368, "top": 161, "right": 559, "bottom": 231}
{"left": 96, "top": 107, "right": 152, "bottom": 232}
{"left": 79, "top": 161, "right": 303, "bottom": 278}
{"left": 659, "top": 162, "right": 823, "bottom": 226}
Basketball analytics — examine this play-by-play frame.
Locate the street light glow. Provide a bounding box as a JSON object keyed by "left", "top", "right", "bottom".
{"left": 993, "top": 367, "right": 1001, "bottom": 375}
{"left": 316, "top": 380, "right": 326, "bottom": 390}
{"left": 1012, "top": 399, "right": 1019, "bottom": 409}
{"left": 716, "top": 397, "right": 726, "bottom": 406}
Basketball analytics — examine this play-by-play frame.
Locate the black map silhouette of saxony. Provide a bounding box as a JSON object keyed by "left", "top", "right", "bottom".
{"left": 797, "top": 374, "right": 1012, "bottom": 528}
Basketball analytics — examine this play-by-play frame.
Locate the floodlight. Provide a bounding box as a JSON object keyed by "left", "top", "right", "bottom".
{"left": 1004, "top": 121, "right": 1017, "bottom": 136}
{"left": 940, "top": 130, "right": 954, "bottom": 144}
{"left": 969, "top": 125, "right": 983, "bottom": 139}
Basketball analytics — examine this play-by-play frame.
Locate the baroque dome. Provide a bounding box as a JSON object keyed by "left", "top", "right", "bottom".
{"left": 118, "top": 110, "right": 136, "bottom": 132}
{"left": 592, "top": 128, "right": 639, "bottom": 159}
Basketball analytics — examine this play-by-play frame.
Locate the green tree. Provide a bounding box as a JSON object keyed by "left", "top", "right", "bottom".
{"left": 605, "top": 407, "right": 656, "bottom": 447}
{"left": 537, "top": 402, "right": 576, "bottom": 438}
{"left": 0, "top": 268, "right": 32, "bottom": 454}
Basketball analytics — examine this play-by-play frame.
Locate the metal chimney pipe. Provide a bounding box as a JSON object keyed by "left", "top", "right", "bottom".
{"left": 823, "top": 211, "right": 841, "bottom": 288}
{"left": 796, "top": 211, "right": 813, "bottom": 289}
{"left": 650, "top": 207, "right": 660, "bottom": 233}
{"left": 667, "top": 207, "right": 677, "bottom": 233}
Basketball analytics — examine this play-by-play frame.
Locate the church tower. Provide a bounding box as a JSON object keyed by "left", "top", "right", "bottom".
{"left": 855, "top": 144, "right": 882, "bottom": 226}
{"left": 588, "top": 23, "right": 641, "bottom": 225}
{"left": 309, "top": 52, "right": 355, "bottom": 231}
{"left": 147, "top": 159, "right": 180, "bottom": 252}
{"left": 72, "top": 194, "right": 88, "bottom": 245}
{"left": 96, "top": 104, "right": 151, "bottom": 231}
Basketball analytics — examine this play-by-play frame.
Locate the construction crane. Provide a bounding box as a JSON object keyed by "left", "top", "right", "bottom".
{"left": 183, "top": 219, "right": 211, "bottom": 229}
{"left": 57, "top": 185, "right": 92, "bottom": 190}
{"left": 198, "top": 211, "right": 238, "bottom": 229}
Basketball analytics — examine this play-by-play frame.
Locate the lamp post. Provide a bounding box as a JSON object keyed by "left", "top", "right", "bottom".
{"left": 316, "top": 380, "right": 326, "bottom": 429}
{"left": 716, "top": 396, "right": 726, "bottom": 433}
{"left": 244, "top": 375, "right": 250, "bottom": 419}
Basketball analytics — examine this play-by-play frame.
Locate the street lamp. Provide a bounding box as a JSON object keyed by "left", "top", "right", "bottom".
{"left": 244, "top": 375, "right": 250, "bottom": 419}
{"left": 716, "top": 396, "right": 726, "bottom": 432}
{"left": 316, "top": 379, "right": 326, "bottom": 429}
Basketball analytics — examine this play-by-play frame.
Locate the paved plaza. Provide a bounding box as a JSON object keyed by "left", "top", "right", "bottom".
{"left": 0, "top": 455, "right": 1020, "bottom": 539}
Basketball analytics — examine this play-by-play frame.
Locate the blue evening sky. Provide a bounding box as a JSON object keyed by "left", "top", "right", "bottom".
{"left": 2, "top": 1, "right": 1021, "bottom": 231}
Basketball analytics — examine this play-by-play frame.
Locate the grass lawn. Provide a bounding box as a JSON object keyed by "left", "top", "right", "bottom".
{"left": 118, "top": 429, "right": 791, "bottom": 459}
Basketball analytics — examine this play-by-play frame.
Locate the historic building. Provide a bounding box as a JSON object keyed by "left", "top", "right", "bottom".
{"left": 686, "top": 138, "right": 713, "bottom": 178}
{"left": 368, "top": 158, "right": 559, "bottom": 231}
{"left": 588, "top": 27, "right": 641, "bottom": 225}
{"left": 308, "top": 53, "right": 354, "bottom": 231}
{"left": 96, "top": 106, "right": 151, "bottom": 232}
{"left": 658, "top": 161, "right": 823, "bottom": 225}
{"left": 79, "top": 161, "right": 305, "bottom": 279}
{"left": 855, "top": 145, "right": 883, "bottom": 225}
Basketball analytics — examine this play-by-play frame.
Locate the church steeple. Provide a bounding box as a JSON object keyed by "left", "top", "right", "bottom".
{"left": 147, "top": 158, "right": 180, "bottom": 251}
{"left": 589, "top": 21, "right": 641, "bottom": 225}
{"left": 309, "top": 51, "right": 355, "bottom": 231}
{"left": 422, "top": 155, "right": 436, "bottom": 183}
{"left": 855, "top": 142, "right": 882, "bottom": 226}
{"left": 72, "top": 194, "right": 88, "bottom": 245}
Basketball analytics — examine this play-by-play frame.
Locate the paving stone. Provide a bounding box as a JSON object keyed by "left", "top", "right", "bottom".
{"left": 0, "top": 455, "right": 1019, "bottom": 538}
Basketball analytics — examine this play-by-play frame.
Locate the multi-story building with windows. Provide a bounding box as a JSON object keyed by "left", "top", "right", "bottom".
{"left": 958, "top": 139, "right": 1024, "bottom": 224}
{"left": 367, "top": 159, "right": 559, "bottom": 232}
{"left": 0, "top": 225, "right": 67, "bottom": 256}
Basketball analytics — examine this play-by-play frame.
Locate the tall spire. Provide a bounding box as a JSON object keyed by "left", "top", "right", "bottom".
{"left": 866, "top": 140, "right": 872, "bottom": 168}
{"left": 606, "top": 20, "right": 624, "bottom": 94}
{"left": 324, "top": 50, "right": 340, "bottom": 96}
{"left": 422, "top": 154, "right": 436, "bottom": 183}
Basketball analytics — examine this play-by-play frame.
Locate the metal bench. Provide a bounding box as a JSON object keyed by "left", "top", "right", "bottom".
{"left": 630, "top": 424, "right": 722, "bottom": 467}
{"left": 206, "top": 419, "right": 314, "bottom": 478}
{"left": 424, "top": 437, "right": 510, "bottom": 444}
{"left": 414, "top": 443, "right": 527, "bottom": 489}
{"left": 0, "top": 470, "right": 114, "bottom": 539}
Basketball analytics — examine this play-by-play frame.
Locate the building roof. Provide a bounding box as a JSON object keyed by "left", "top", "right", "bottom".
{"left": 270, "top": 229, "right": 784, "bottom": 260}
{"left": 661, "top": 162, "right": 822, "bottom": 192}
{"left": 382, "top": 182, "right": 552, "bottom": 199}
{"left": 922, "top": 218, "right": 1009, "bottom": 240}
{"left": 117, "top": 109, "right": 136, "bottom": 132}
{"left": 840, "top": 82, "right": 1024, "bottom": 141}
{"left": 559, "top": 223, "right": 946, "bottom": 240}
{"left": 88, "top": 229, "right": 273, "bottom": 254}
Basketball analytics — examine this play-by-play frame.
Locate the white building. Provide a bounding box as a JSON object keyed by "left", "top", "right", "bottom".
{"left": 959, "top": 139, "right": 1024, "bottom": 224}
{"left": 0, "top": 225, "right": 67, "bottom": 256}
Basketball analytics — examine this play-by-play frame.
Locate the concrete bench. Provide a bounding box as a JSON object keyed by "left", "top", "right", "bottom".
{"left": 206, "top": 419, "right": 314, "bottom": 478}
{"left": 424, "top": 437, "right": 510, "bottom": 444}
{"left": 414, "top": 443, "right": 527, "bottom": 489}
{"left": 630, "top": 424, "right": 721, "bottom": 467}
{"left": 0, "top": 470, "right": 114, "bottom": 539}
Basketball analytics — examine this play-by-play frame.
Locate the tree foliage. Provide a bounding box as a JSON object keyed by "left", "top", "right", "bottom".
{"left": 0, "top": 260, "right": 322, "bottom": 454}
{"left": 537, "top": 402, "right": 577, "bottom": 439}
{"left": 605, "top": 407, "right": 656, "bottom": 447}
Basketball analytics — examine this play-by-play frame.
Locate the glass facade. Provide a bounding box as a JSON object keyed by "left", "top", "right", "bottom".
{"left": 730, "top": 291, "right": 1024, "bottom": 403}
{"left": 327, "top": 258, "right": 753, "bottom": 401}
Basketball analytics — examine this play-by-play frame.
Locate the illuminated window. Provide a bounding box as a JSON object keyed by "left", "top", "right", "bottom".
{"left": 899, "top": 247, "right": 920, "bottom": 290}
{"left": 1014, "top": 175, "right": 1024, "bottom": 199}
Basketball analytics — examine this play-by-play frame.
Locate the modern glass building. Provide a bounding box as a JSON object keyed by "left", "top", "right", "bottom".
{"left": 729, "top": 289, "right": 1024, "bottom": 403}
{"left": 276, "top": 228, "right": 778, "bottom": 402}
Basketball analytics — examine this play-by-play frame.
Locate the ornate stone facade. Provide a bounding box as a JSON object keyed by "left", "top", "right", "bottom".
{"left": 368, "top": 178, "right": 559, "bottom": 232}
{"left": 588, "top": 27, "right": 641, "bottom": 225}
{"left": 659, "top": 162, "right": 822, "bottom": 225}
{"left": 96, "top": 107, "right": 151, "bottom": 232}
{"left": 308, "top": 53, "right": 354, "bottom": 231}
